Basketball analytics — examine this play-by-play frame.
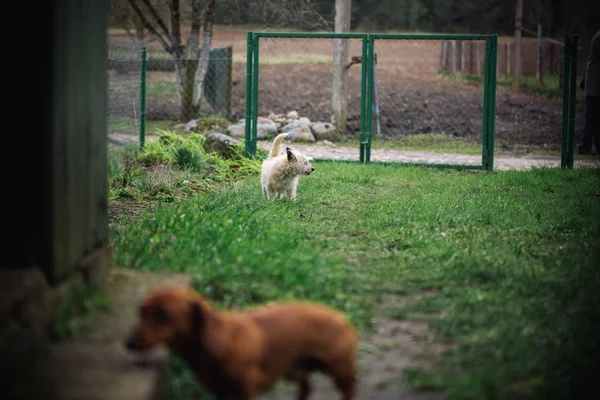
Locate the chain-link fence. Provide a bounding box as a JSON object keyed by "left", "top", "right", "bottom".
{"left": 244, "top": 32, "right": 497, "bottom": 169}
{"left": 372, "top": 38, "right": 487, "bottom": 148}
{"left": 255, "top": 36, "right": 364, "bottom": 134}
{"left": 107, "top": 34, "right": 237, "bottom": 144}
{"left": 107, "top": 29, "right": 581, "bottom": 165}
{"left": 107, "top": 37, "right": 144, "bottom": 137}
{"left": 144, "top": 44, "right": 234, "bottom": 122}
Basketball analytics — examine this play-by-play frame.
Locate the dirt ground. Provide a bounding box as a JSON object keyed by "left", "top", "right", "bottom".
{"left": 257, "top": 292, "right": 446, "bottom": 400}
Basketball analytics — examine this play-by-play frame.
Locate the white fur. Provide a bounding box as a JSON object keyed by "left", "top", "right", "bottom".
{"left": 261, "top": 133, "right": 315, "bottom": 200}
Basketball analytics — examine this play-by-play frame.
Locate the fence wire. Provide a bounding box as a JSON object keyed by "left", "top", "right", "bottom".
{"left": 372, "top": 39, "right": 486, "bottom": 148}
{"left": 107, "top": 37, "right": 144, "bottom": 136}
{"left": 144, "top": 44, "right": 235, "bottom": 122}
{"left": 255, "top": 37, "right": 364, "bottom": 142}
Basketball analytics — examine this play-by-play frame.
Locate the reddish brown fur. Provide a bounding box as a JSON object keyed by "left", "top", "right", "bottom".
{"left": 126, "top": 286, "right": 358, "bottom": 400}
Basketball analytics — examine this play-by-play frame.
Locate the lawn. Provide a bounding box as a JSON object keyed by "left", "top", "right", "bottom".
{"left": 109, "top": 152, "right": 600, "bottom": 400}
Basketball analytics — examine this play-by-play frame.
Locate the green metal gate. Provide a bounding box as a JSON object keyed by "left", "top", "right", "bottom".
{"left": 245, "top": 32, "right": 498, "bottom": 171}
{"left": 558, "top": 33, "right": 580, "bottom": 170}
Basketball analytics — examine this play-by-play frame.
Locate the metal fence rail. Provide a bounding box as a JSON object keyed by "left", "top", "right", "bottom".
{"left": 244, "top": 32, "right": 498, "bottom": 171}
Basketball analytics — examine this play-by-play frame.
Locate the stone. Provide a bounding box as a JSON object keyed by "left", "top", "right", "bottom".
{"left": 281, "top": 118, "right": 311, "bottom": 133}
{"left": 286, "top": 127, "right": 316, "bottom": 143}
{"left": 226, "top": 123, "right": 245, "bottom": 138}
{"left": 298, "top": 117, "right": 312, "bottom": 126}
{"left": 281, "top": 117, "right": 316, "bottom": 142}
{"left": 227, "top": 117, "right": 278, "bottom": 140}
{"left": 256, "top": 117, "right": 278, "bottom": 140}
{"left": 203, "top": 133, "right": 242, "bottom": 159}
{"left": 311, "top": 121, "right": 337, "bottom": 141}
{"left": 184, "top": 119, "right": 198, "bottom": 131}
{"left": 286, "top": 110, "right": 299, "bottom": 119}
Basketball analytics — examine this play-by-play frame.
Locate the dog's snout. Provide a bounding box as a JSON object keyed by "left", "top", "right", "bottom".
{"left": 125, "top": 336, "right": 142, "bottom": 351}
{"left": 311, "top": 167, "right": 315, "bottom": 172}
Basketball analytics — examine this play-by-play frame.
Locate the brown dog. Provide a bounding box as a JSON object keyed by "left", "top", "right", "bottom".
{"left": 125, "top": 286, "right": 358, "bottom": 400}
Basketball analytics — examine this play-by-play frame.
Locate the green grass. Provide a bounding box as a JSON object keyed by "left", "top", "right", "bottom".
{"left": 341, "top": 133, "right": 484, "bottom": 155}
{"left": 109, "top": 161, "right": 600, "bottom": 400}
{"left": 107, "top": 130, "right": 264, "bottom": 204}
{"left": 440, "top": 69, "right": 586, "bottom": 100}
{"left": 49, "top": 281, "right": 110, "bottom": 341}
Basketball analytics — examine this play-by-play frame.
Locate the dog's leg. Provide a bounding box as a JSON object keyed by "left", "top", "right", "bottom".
{"left": 329, "top": 363, "right": 357, "bottom": 400}
{"left": 290, "top": 177, "right": 299, "bottom": 200}
{"left": 286, "top": 370, "right": 311, "bottom": 400}
{"left": 296, "top": 375, "right": 311, "bottom": 400}
{"left": 334, "top": 373, "right": 357, "bottom": 400}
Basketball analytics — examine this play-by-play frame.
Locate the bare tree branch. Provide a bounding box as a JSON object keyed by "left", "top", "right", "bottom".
{"left": 126, "top": 0, "right": 172, "bottom": 51}
{"left": 140, "top": 0, "right": 174, "bottom": 43}
{"left": 171, "top": 0, "right": 181, "bottom": 46}
{"left": 195, "top": 0, "right": 215, "bottom": 108}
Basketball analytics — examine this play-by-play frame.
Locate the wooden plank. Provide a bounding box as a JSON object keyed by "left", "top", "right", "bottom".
{"left": 48, "top": 0, "right": 109, "bottom": 283}
{"left": 87, "top": 0, "right": 109, "bottom": 249}
{"left": 50, "top": 0, "right": 69, "bottom": 281}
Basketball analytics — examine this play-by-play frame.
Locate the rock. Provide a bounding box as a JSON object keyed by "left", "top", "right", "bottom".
{"left": 257, "top": 117, "right": 278, "bottom": 139}
{"left": 322, "top": 140, "right": 335, "bottom": 146}
{"left": 281, "top": 118, "right": 315, "bottom": 142}
{"left": 298, "top": 117, "right": 312, "bottom": 126}
{"left": 286, "top": 127, "right": 316, "bottom": 142}
{"left": 286, "top": 110, "right": 299, "bottom": 119}
{"left": 311, "top": 121, "right": 337, "bottom": 141}
{"left": 226, "top": 123, "right": 245, "bottom": 138}
{"left": 203, "top": 133, "right": 241, "bottom": 159}
{"left": 184, "top": 119, "right": 198, "bottom": 131}
{"left": 226, "top": 117, "right": 278, "bottom": 140}
{"left": 282, "top": 118, "right": 311, "bottom": 133}
{"left": 210, "top": 124, "right": 225, "bottom": 133}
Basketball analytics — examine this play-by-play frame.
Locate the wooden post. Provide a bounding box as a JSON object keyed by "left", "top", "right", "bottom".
{"left": 476, "top": 42, "right": 482, "bottom": 76}
{"left": 451, "top": 40, "right": 457, "bottom": 73}
{"left": 441, "top": 40, "right": 448, "bottom": 71}
{"left": 512, "top": 0, "right": 523, "bottom": 89}
{"left": 549, "top": 42, "right": 554, "bottom": 75}
{"left": 506, "top": 42, "right": 511, "bottom": 75}
{"left": 461, "top": 41, "right": 466, "bottom": 73}
{"left": 331, "top": 0, "right": 351, "bottom": 130}
{"left": 537, "top": 22, "right": 544, "bottom": 87}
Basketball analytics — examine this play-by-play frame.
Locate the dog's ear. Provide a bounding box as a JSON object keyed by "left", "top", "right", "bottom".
{"left": 190, "top": 301, "right": 204, "bottom": 336}
{"left": 286, "top": 147, "right": 296, "bottom": 162}
{"left": 189, "top": 300, "right": 227, "bottom": 359}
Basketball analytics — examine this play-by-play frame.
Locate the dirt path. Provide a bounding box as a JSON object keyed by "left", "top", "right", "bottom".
{"left": 259, "top": 294, "right": 444, "bottom": 400}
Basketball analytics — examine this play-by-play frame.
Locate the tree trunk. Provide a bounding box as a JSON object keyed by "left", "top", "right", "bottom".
{"left": 134, "top": 18, "right": 145, "bottom": 41}
{"left": 331, "top": 0, "right": 351, "bottom": 131}
{"left": 512, "top": 0, "right": 523, "bottom": 90}
{"left": 181, "top": 59, "right": 197, "bottom": 121}
{"left": 195, "top": 0, "right": 215, "bottom": 111}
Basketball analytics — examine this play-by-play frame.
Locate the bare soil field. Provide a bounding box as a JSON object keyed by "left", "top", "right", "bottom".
{"left": 112, "top": 29, "right": 586, "bottom": 152}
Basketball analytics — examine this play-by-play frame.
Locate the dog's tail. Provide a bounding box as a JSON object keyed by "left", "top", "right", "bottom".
{"left": 269, "top": 132, "right": 289, "bottom": 158}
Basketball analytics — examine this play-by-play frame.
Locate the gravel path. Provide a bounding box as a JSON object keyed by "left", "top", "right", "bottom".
{"left": 109, "top": 132, "right": 598, "bottom": 170}
{"left": 259, "top": 141, "right": 599, "bottom": 171}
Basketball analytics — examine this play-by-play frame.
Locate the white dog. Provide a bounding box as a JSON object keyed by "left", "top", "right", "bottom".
{"left": 261, "top": 132, "right": 315, "bottom": 200}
